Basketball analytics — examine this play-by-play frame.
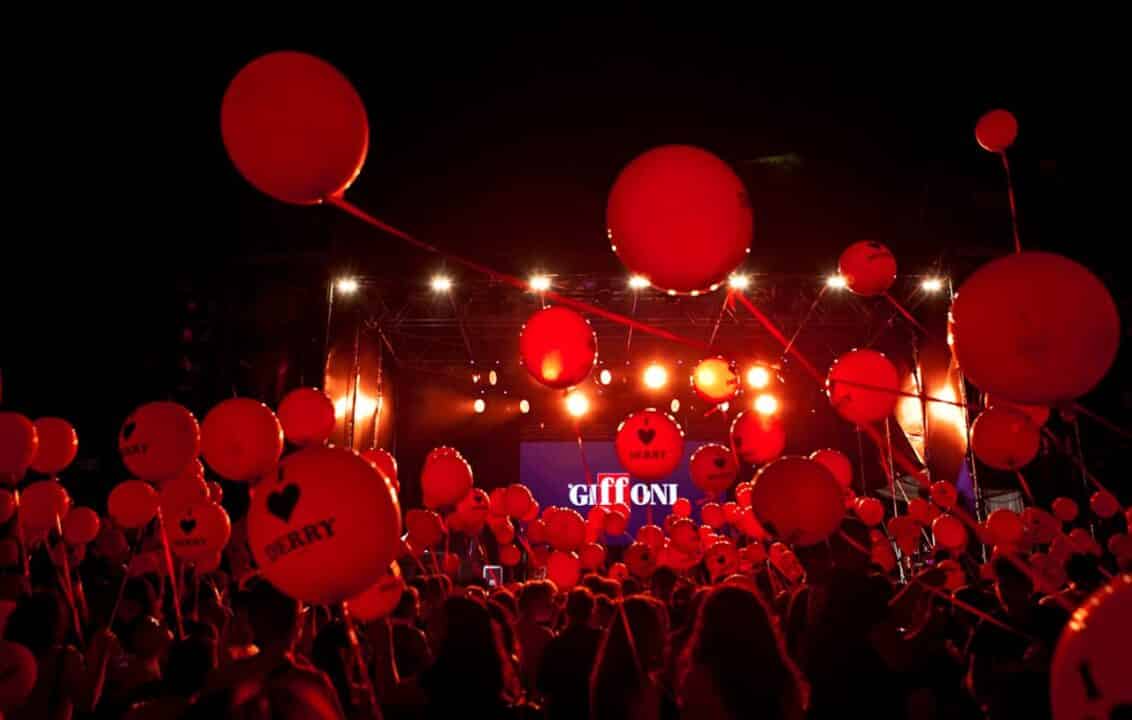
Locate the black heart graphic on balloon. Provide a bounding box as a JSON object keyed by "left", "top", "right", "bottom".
{"left": 122, "top": 421, "right": 137, "bottom": 441}
{"left": 267, "top": 485, "right": 301, "bottom": 523}
{"left": 638, "top": 429, "right": 656, "bottom": 445}
{"left": 180, "top": 518, "right": 197, "bottom": 534}
{"left": 713, "top": 457, "right": 726, "bottom": 469}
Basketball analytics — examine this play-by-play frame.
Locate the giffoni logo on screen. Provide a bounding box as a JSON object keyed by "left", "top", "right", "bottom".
{"left": 568, "top": 473, "right": 678, "bottom": 507}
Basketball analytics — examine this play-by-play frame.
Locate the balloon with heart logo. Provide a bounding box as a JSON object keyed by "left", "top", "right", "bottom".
{"left": 691, "top": 357, "right": 739, "bottom": 404}
{"left": 689, "top": 443, "right": 738, "bottom": 496}
{"left": 519, "top": 306, "right": 598, "bottom": 389}
{"left": 750, "top": 456, "right": 843, "bottom": 546}
{"left": 119, "top": 402, "right": 200, "bottom": 483}
{"left": 169, "top": 502, "right": 231, "bottom": 561}
{"left": 615, "top": 409, "right": 684, "bottom": 480}
{"left": 20, "top": 480, "right": 71, "bottom": 531}
{"left": 361, "top": 449, "right": 399, "bottom": 494}
{"left": 201, "top": 399, "right": 284, "bottom": 482}
{"left": 705, "top": 540, "right": 739, "bottom": 580}
{"left": 30, "top": 418, "right": 78, "bottom": 476}
{"left": 345, "top": 562, "right": 404, "bottom": 622}
{"left": 0, "top": 412, "right": 38, "bottom": 482}
{"left": 826, "top": 349, "right": 901, "bottom": 425}
{"left": 606, "top": 145, "right": 752, "bottom": 294}
{"left": 624, "top": 541, "right": 657, "bottom": 578}
{"left": 838, "top": 240, "right": 897, "bottom": 297}
{"left": 277, "top": 388, "right": 336, "bottom": 447}
{"left": 730, "top": 412, "right": 786, "bottom": 466}
{"left": 248, "top": 446, "right": 401, "bottom": 604}
{"left": 421, "top": 447, "right": 473, "bottom": 509}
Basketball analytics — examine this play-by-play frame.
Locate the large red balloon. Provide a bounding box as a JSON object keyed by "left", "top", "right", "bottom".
{"left": 0, "top": 412, "right": 38, "bottom": 480}
{"left": 975, "top": 109, "right": 1018, "bottom": 153}
{"left": 21, "top": 480, "right": 71, "bottom": 530}
{"left": 838, "top": 241, "right": 897, "bottom": 297}
{"left": 119, "top": 402, "right": 200, "bottom": 482}
{"left": 949, "top": 252, "right": 1119, "bottom": 405}
{"left": 827, "top": 349, "right": 901, "bottom": 425}
{"left": 248, "top": 446, "right": 401, "bottom": 604}
{"left": 750, "top": 457, "right": 843, "bottom": 546}
{"left": 361, "top": 449, "right": 399, "bottom": 494}
{"left": 615, "top": 409, "right": 684, "bottom": 480}
{"left": 108, "top": 480, "right": 159, "bottom": 530}
{"left": 606, "top": 145, "right": 752, "bottom": 294}
{"left": 30, "top": 418, "right": 78, "bottom": 475}
{"left": 221, "top": 51, "right": 368, "bottom": 205}
{"left": 730, "top": 412, "right": 785, "bottom": 465}
{"left": 277, "top": 388, "right": 336, "bottom": 447}
{"left": 809, "top": 449, "right": 852, "bottom": 490}
{"left": 971, "top": 406, "right": 1040, "bottom": 470}
{"left": 1051, "top": 574, "right": 1132, "bottom": 720}
{"left": 421, "top": 447, "right": 473, "bottom": 508}
{"left": 346, "top": 563, "right": 403, "bottom": 622}
{"left": 547, "top": 550, "right": 581, "bottom": 590}
{"left": 691, "top": 357, "right": 739, "bottom": 404}
{"left": 519, "top": 307, "right": 597, "bottom": 389}
{"left": 689, "top": 443, "right": 738, "bottom": 495}
{"left": 200, "top": 399, "right": 284, "bottom": 482}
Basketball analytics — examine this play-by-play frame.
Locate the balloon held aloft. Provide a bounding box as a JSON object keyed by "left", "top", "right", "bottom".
{"left": 975, "top": 109, "right": 1018, "bottom": 153}
{"left": 119, "top": 402, "right": 200, "bottom": 482}
{"left": 826, "top": 349, "right": 901, "bottom": 425}
{"left": 971, "top": 407, "right": 1040, "bottom": 471}
{"left": 838, "top": 241, "right": 897, "bottom": 297}
{"left": 200, "top": 399, "right": 284, "bottom": 482}
{"left": 615, "top": 409, "right": 684, "bottom": 481}
{"left": 689, "top": 443, "right": 738, "bottom": 495}
{"left": 730, "top": 412, "right": 785, "bottom": 465}
{"left": 519, "top": 307, "right": 598, "bottom": 389}
{"left": 277, "top": 388, "right": 336, "bottom": 447}
{"left": 30, "top": 418, "right": 78, "bottom": 475}
{"left": 750, "top": 457, "right": 843, "bottom": 546}
{"left": 420, "top": 447, "right": 473, "bottom": 509}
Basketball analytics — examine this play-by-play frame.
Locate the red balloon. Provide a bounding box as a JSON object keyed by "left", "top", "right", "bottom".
{"left": 705, "top": 540, "right": 739, "bottom": 580}
{"left": 119, "top": 402, "right": 200, "bottom": 482}
{"left": 520, "top": 500, "right": 540, "bottom": 523}
{"left": 207, "top": 481, "right": 224, "bottom": 504}
{"left": 932, "top": 514, "right": 967, "bottom": 551}
{"left": 603, "top": 508, "right": 628, "bottom": 537}
{"left": 1089, "top": 490, "right": 1121, "bottom": 520}
{"left": 854, "top": 497, "right": 885, "bottom": 527}
{"left": 456, "top": 488, "right": 490, "bottom": 534}
{"left": 975, "top": 109, "right": 1018, "bottom": 153}
{"left": 636, "top": 524, "right": 665, "bottom": 551}
{"left": 0, "top": 412, "right": 38, "bottom": 479}
{"left": 489, "top": 487, "right": 508, "bottom": 516}
{"left": 21, "top": 480, "right": 71, "bottom": 530}
{"left": 624, "top": 541, "right": 658, "bottom": 579}
{"left": 586, "top": 505, "right": 609, "bottom": 529}
{"left": 737, "top": 507, "right": 768, "bottom": 539}
{"left": 701, "top": 502, "right": 726, "bottom": 529}
{"left": 809, "top": 449, "right": 852, "bottom": 490}
{"left": 612, "top": 502, "right": 631, "bottom": 520}
{"left": 971, "top": 407, "right": 1040, "bottom": 470}
{"left": 160, "top": 473, "right": 210, "bottom": 515}
{"left": 723, "top": 501, "right": 740, "bottom": 525}
{"left": 248, "top": 446, "right": 401, "bottom": 604}
{"left": 985, "top": 509, "right": 1024, "bottom": 547}
{"left": 1022, "top": 507, "right": 1062, "bottom": 545}
{"left": 547, "top": 550, "right": 581, "bottom": 590}
{"left": 221, "top": 51, "right": 368, "bottom": 205}
{"left": 488, "top": 516, "right": 515, "bottom": 545}
{"left": 499, "top": 544, "right": 522, "bottom": 567}
{"left": 201, "top": 398, "right": 284, "bottom": 482}
{"left": 691, "top": 357, "right": 739, "bottom": 404}
{"left": 0, "top": 640, "right": 37, "bottom": 713}
{"left": 734, "top": 482, "right": 753, "bottom": 508}
{"left": 608, "top": 562, "right": 629, "bottom": 581}
{"left": 30, "top": 418, "right": 78, "bottom": 475}
{"left": 406, "top": 509, "right": 446, "bottom": 548}
{"left": 580, "top": 542, "right": 606, "bottom": 570}
{"left": 740, "top": 542, "right": 767, "bottom": 570}
{"left": 277, "top": 388, "right": 336, "bottom": 447}
{"left": 929, "top": 481, "right": 958, "bottom": 510}
{"left": 346, "top": 563, "right": 403, "bottom": 622}
{"left": 504, "top": 484, "right": 535, "bottom": 519}
{"left": 871, "top": 539, "right": 898, "bottom": 573}
{"left": 519, "top": 307, "right": 597, "bottom": 389}
{"left": 0, "top": 490, "right": 12, "bottom": 524}
{"left": 62, "top": 507, "right": 100, "bottom": 545}
{"left": 949, "top": 252, "right": 1119, "bottom": 405}
{"left": 527, "top": 518, "right": 548, "bottom": 545}
{"left": 168, "top": 502, "right": 231, "bottom": 561}
{"left": 109, "top": 480, "right": 159, "bottom": 530}
{"left": 606, "top": 145, "right": 752, "bottom": 294}
{"left": 420, "top": 447, "right": 473, "bottom": 509}
{"left": 668, "top": 517, "right": 700, "bottom": 554}
{"left": 672, "top": 497, "right": 692, "bottom": 518}
{"left": 827, "top": 349, "right": 901, "bottom": 425}
{"left": 750, "top": 457, "right": 843, "bottom": 546}
{"left": 1052, "top": 497, "right": 1079, "bottom": 523}
{"left": 361, "top": 449, "right": 399, "bottom": 494}
{"left": 730, "top": 412, "right": 785, "bottom": 465}
{"left": 615, "top": 409, "right": 684, "bottom": 481}
{"left": 1067, "top": 528, "right": 1101, "bottom": 557}
{"left": 1051, "top": 574, "right": 1132, "bottom": 720}
{"left": 689, "top": 443, "right": 738, "bottom": 495}
{"left": 545, "top": 507, "right": 586, "bottom": 552}
{"left": 838, "top": 240, "right": 897, "bottom": 297}
{"left": 985, "top": 394, "right": 1050, "bottom": 428}
{"left": 906, "top": 498, "right": 932, "bottom": 526}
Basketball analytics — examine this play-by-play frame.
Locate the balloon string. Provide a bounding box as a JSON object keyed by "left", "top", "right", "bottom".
{"left": 615, "top": 599, "right": 646, "bottom": 687}
{"left": 1001, "top": 153, "right": 1022, "bottom": 254}
{"left": 781, "top": 286, "right": 827, "bottom": 361}
{"left": 341, "top": 602, "right": 381, "bottom": 718}
{"left": 1071, "top": 403, "right": 1132, "bottom": 441}
{"left": 626, "top": 292, "right": 638, "bottom": 353}
{"left": 327, "top": 197, "right": 710, "bottom": 351}
{"left": 731, "top": 291, "right": 822, "bottom": 383}
{"left": 52, "top": 512, "right": 85, "bottom": 647}
{"left": 13, "top": 489, "right": 29, "bottom": 579}
{"left": 156, "top": 509, "right": 185, "bottom": 640}
{"left": 707, "top": 293, "right": 730, "bottom": 349}
{"left": 1014, "top": 471, "right": 1035, "bottom": 505}
{"left": 882, "top": 293, "right": 932, "bottom": 337}
{"left": 1040, "top": 428, "right": 1111, "bottom": 495}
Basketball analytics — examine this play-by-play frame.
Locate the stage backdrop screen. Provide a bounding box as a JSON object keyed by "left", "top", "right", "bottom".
{"left": 519, "top": 440, "right": 707, "bottom": 544}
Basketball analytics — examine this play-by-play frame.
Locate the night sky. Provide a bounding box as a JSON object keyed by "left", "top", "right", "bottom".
{"left": 2, "top": 22, "right": 1122, "bottom": 501}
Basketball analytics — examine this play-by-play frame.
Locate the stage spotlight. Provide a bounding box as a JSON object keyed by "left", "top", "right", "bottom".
{"left": 529, "top": 274, "right": 552, "bottom": 292}
{"left": 628, "top": 275, "right": 650, "bottom": 290}
{"left": 430, "top": 275, "right": 452, "bottom": 292}
{"left": 754, "top": 393, "right": 779, "bottom": 416}
{"left": 474, "top": 398, "right": 486, "bottom": 414}
{"left": 336, "top": 277, "right": 359, "bottom": 295}
{"left": 921, "top": 277, "right": 944, "bottom": 293}
{"left": 599, "top": 368, "right": 613, "bottom": 385}
{"left": 519, "top": 399, "right": 531, "bottom": 414}
{"left": 670, "top": 398, "right": 681, "bottom": 413}
{"left": 488, "top": 370, "right": 498, "bottom": 386}
{"left": 565, "top": 391, "right": 589, "bottom": 418}
{"left": 746, "top": 366, "right": 771, "bottom": 390}
{"left": 728, "top": 274, "right": 750, "bottom": 290}
{"left": 826, "top": 274, "right": 847, "bottom": 290}
{"left": 643, "top": 363, "right": 668, "bottom": 390}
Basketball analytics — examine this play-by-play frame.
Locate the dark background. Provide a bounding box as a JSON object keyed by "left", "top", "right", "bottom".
{"left": 2, "top": 21, "right": 1124, "bottom": 513}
